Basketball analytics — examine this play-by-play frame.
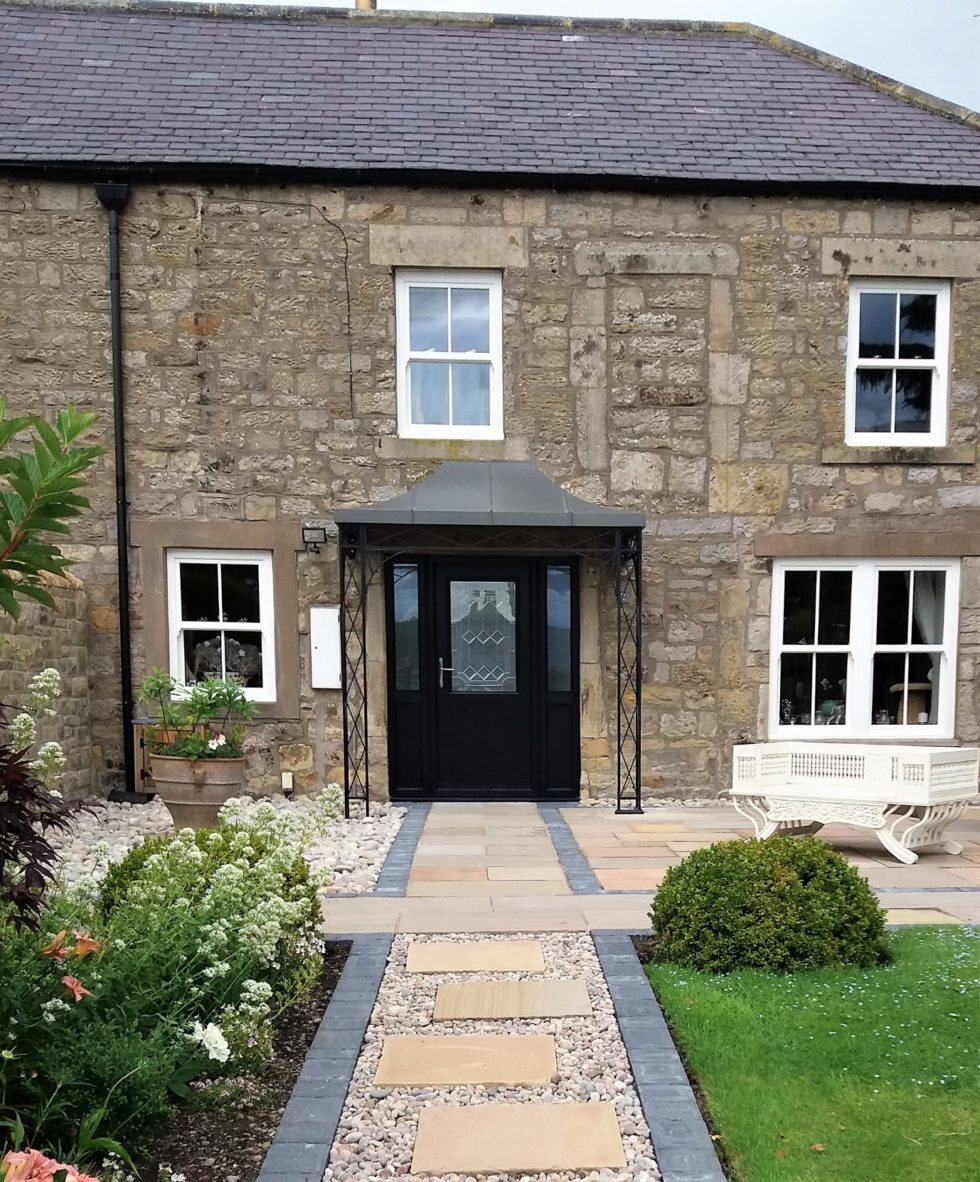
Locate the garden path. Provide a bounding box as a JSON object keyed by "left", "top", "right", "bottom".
{"left": 320, "top": 801, "right": 980, "bottom": 932}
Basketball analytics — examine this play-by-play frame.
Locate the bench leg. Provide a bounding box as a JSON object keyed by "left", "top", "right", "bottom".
{"left": 881, "top": 801, "right": 970, "bottom": 864}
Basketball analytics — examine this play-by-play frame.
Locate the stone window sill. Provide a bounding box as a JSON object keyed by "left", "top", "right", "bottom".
{"left": 376, "top": 436, "right": 529, "bottom": 462}
{"left": 821, "top": 443, "right": 976, "bottom": 466}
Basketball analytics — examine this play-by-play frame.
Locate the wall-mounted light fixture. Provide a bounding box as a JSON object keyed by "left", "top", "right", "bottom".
{"left": 302, "top": 525, "right": 328, "bottom": 554}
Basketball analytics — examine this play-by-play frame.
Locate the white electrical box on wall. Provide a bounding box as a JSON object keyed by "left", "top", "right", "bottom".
{"left": 309, "top": 605, "right": 342, "bottom": 689}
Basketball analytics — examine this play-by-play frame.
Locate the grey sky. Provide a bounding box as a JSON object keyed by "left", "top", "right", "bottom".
{"left": 213, "top": 0, "right": 980, "bottom": 111}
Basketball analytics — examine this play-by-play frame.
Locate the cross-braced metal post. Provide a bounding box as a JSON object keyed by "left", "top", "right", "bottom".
{"left": 615, "top": 527, "right": 643, "bottom": 813}
{"left": 339, "top": 524, "right": 370, "bottom": 818}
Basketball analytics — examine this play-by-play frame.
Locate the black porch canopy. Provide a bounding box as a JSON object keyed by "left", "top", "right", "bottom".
{"left": 333, "top": 461, "right": 646, "bottom": 815}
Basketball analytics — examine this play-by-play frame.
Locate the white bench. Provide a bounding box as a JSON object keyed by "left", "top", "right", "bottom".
{"left": 730, "top": 742, "right": 979, "bottom": 864}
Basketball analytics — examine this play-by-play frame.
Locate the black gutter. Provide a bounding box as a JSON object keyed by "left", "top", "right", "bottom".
{"left": 6, "top": 162, "right": 980, "bottom": 204}
{"left": 94, "top": 181, "right": 142, "bottom": 801}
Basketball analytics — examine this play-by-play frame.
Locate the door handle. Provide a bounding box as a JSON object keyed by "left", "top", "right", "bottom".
{"left": 438, "top": 656, "right": 454, "bottom": 688}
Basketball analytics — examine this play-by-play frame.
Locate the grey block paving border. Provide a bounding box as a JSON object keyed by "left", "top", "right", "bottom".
{"left": 256, "top": 932, "right": 392, "bottom": 1182}
{"left": 592, "top": 929, "right": 728, "bottom": 1182}
{"left": 539, "top": 803, "right": 603, "bottom": 893}
{"left": 374, "top": 802, "right": 430, "bottom": 895}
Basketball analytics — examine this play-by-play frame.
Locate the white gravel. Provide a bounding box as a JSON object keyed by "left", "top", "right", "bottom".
{"left": 49, "top": 794, "right": 406, "bottom": 895}
{"left": 325, "top": 932, "right": 660, "bottom": 1182}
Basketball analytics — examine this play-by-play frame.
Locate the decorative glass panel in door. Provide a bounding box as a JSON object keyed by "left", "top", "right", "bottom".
{"left": 449, "top": 580, "right": 517, "bottom": 693}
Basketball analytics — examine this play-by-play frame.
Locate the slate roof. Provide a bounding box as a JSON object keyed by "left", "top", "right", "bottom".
{"left": 1, "top": 1, "right": 979, "bottom": 190}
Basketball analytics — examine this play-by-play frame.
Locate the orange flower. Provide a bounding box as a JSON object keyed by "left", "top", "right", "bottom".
{"left": 41, "top": 930, "right": 69, "bottom": 960}
{"left": 71, "top": 930, "right": 99, "bottom": 960}
{"left": 61, "top": 975, "right": 92, "bottom": 1003}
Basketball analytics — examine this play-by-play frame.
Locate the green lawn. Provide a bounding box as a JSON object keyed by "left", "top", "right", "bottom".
{"left": 645, "top": 927, "right": 980, "bottom": 1182}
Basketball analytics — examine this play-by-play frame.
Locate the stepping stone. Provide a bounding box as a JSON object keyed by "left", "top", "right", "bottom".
{"left": 433, "top": 978, "right": 591, "bottom": 1020}
{"left": 374, "top": 1033, "right": 556, "bottom": 1086}
{"left": 411, "top": 1101, "right": 625, "bottom": 1174}
{"left": 407, "top": 940, "right": 545, "bottom": 973}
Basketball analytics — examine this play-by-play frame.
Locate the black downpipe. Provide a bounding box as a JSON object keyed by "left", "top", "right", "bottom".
{"left": 95, "top": 182, "right": 142, "bottom": 801}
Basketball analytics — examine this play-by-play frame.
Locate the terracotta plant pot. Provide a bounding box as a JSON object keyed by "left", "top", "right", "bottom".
{"left": 149, "top": 754, "right": 247, "bottom": 829}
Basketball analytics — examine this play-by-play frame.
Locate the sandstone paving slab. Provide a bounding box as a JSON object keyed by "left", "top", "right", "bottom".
{"left": 486, "top": 865, "right": 567, "bottom": 880}
{"left": 406, "top": 939, "right": 545, "bottom": 973}
{"left": 407, "top": 881, "right": 570, "bottom": 897}
{"left": 408, "top": 866, "right": 488, "bottom": 882}
{"left": 886, "top": 908, "right": 962, "bottom": 924}
{"left": 374, "top": 1033, "right": 557, "bottom": 1086}
{"left": 596, "top": 869, "right": 667, "bottom": 890}
{"left": 434, "top": 978, "right": 592, "bottom": 1019}
{"left": 411, "top": 1101, "right": 626, "bottom": 1174}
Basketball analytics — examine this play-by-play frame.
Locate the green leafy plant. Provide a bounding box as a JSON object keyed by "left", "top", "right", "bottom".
{"left": 0, "top": 400, "right": 103, "bottom": 619}
{"left": 1, "top": 797, "right": 329, "bottom": 1158}
{"left": 650, "top": 835, "right": 890, "bottom": 974}
{"left": 137, "top": 669, "right": 256, "bottom": 760}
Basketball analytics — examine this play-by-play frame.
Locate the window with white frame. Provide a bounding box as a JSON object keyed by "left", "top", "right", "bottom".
{"left": 395, "top": 269, "right": 503, "bottom": 439}
{"left": 845, "top": 279, "right": 950, "bottom": 447}
{"left": 769, "top": 558, "right": 959, "bottom": 738}
{"left": 166, "top": 550, "right": 276, "bottom": 702}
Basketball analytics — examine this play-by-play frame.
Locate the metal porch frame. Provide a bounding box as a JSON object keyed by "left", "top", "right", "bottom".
{"left": 338, "top": 523, "right": 643, "bottom": 817}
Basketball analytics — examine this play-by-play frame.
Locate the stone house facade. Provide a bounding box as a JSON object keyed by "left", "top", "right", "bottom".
{"left": 2, "top": 3, "right": 980, "bottom": 802}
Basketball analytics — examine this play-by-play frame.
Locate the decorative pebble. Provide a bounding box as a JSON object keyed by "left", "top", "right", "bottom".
{"left": 49, "top": 794, "right": 405, "bottom": 894}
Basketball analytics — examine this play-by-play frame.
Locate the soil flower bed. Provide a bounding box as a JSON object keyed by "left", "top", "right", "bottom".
{"left": 644, "top": 927, "right": 980, "bottom": 1181}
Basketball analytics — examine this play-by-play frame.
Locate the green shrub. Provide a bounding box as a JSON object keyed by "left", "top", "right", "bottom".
{"left": 1, "top": 799, "right": 329, "bottom": 1160}
{"left": 650, "top": 835, "right": 891, "bottom": 973}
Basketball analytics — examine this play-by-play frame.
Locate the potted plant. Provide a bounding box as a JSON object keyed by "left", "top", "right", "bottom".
{"left": 138, "top": 668, "right": 257, "bottom": 829}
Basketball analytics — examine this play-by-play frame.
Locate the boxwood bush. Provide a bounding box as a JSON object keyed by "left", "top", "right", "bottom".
{"left": 650, "top": 835, "right": 891, "bottom": 973}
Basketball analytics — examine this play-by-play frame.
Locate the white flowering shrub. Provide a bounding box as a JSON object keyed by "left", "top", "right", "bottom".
{"left": 7, "top": 667, "right": 66, "bottom": 789}
{"left": 1, "top": 792, "right": 333, "bottom": 1159}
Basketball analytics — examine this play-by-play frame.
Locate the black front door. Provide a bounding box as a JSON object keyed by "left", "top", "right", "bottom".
{"left": 434, "top": 559, "right": 533, "bottom": 796}
{"left": 386, "top": 555, "right": 579, "bottom": 800}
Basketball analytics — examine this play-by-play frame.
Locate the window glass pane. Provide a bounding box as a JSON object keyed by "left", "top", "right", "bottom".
{"left": 547, "top": 566, "right": 572, "bottom": 692}
{"left": 779, "top": 652, "right": 813, "bottom": 725}
{"left": 910, "top": 569, "right": 946, "bottom": 645}
{"left": 450, "top": 580, "right": 517, "bottom": 693}
{"left": 392, "top": 565, "right": 420, "bottom": 692}
{"left": 872, "top": 651, "right": 910, "bottom": 725}
{"left": 907, "top": 652, "right": 941, "bottom": 724}
{"left": 223, "top": 631, "right": 263, "bottom": 688}
{"left": 816, "top": 570, "right": 852, "bottom": 645}
{"left": 182, "top": 630, "right": 223, "bottom": 683}
{"left": 221, "top": 563, "right": 260, "bottom": 623}
{"left": 409, "top": 361, "right": 450, "bottom": 424}
{"left": 408, "top": 286, "right": 448, "bottom": 352}
{"left": 894, "top": 370, "right": 932, "bottom": 433}
{"left": 876, "top": 570, "right": 910, "bottom": 644}
{"left": 814, "top": 653, "right": 848, "bottom": 725}
{"left": 858, "top": 291, "right": 897, "bottom": 358}
{"left": 179, "top": 563, "right": 219, "bottom": 622}
{"left": 854, "top": 368, "right": 894, "bottom": 433}
{"left": 451, "top": 363, "right": 491, "bottom": 426}
{"left": 450, "top": 287, "right": 490, "bottom": 353}
{"left": 782, "top": 570, "right": 816, "bottom": 645}
{"left": 898, "top": 293, "right": 937, "bottom": 360}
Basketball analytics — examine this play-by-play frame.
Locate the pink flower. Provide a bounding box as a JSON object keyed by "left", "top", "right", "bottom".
{"left": 0, "top": 1149, "right": 99, "bottom": 1182}
{"left": 61, "top": 975, "right": 93, "bottom": 1003}
{"left": 1, "top": 1149, "right": 58, "bottom": 1182}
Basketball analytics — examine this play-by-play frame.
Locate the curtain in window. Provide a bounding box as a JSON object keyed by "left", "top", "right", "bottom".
{"left": 906, "top": 570, "right": 944, "bottom": 722}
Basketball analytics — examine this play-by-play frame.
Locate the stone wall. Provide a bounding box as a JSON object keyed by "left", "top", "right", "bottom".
{"left": 0, "top": 578, "right": 94, "bottom": 799}
{"left": 2, "top": 177, "right": 980, "bottom": 796}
